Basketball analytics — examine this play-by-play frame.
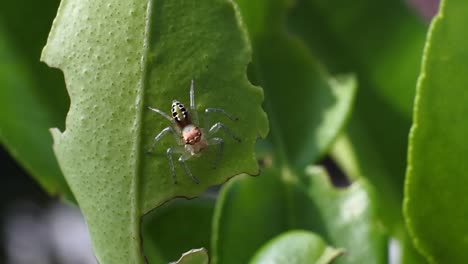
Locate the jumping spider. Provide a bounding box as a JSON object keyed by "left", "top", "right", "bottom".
{"left": 147, "top": 80, "right": 241, "bottom": 184}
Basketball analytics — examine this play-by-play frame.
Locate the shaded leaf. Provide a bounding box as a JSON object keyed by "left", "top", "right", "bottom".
{"left": 288, "top": 5, "right": 427, "bottom": 259}
{"left": 211, "top": 168, "right": 387, "bottom": 264}
{"left": 288, "top": 0, "right": 427, "bottom": 116}
{"left": 297, "top": 166, "right": 387, "bottom": 264}
{"left": 0, "top": 0, "right": 71, "bottom": 199}
{"left": 41, "top": 0, "right": 267, "bottom": 263}
{"left": 404, "top": 0, "right": 468, "bottom": 262}
{"left": 212, "top": 172, "right": 288, "bottom": 264}
{"left": 236, "top": 0, "right": 356, "bottom": 168}
{"left": 142, "top": 197, "right": 215, "bottom": 264}
{"left": 331, "top": 135, "right": 427, "bottom": 264}
{"left": 212, "top": 2, "right": 366, "bottom": 263}
{"left": 250, "top": 230, "right": 344, "bottom": 264}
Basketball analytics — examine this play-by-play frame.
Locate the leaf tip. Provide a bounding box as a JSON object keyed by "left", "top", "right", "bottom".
{"left": 170, "top": 248, "right": 209, "bottom": 264}
{"left": 50, "top": 127, "right": 63, "bottom": 143}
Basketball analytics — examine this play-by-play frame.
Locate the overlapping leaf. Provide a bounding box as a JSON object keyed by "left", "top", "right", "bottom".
{"left": 212, "top": 168, "right": 386, "bottom": 264}
{"left": 142, "top": 197, "right": 215, "bottom": 263}
{"left": 288, "top": 3, "right": 430, "bottom": 262}
{"left": 236, "top": 0, "right": 356, "bottom": 168}
{"left": 210, "top": 1, "right": 379, "bottom": 263}
{"left": 250, "top": 230, "right": 344, "bottom": 264}
{"left": 0, "top": 0, "right": 71, "bottom": 199}
{"left": 42, "top": 0, "right": 268, "bottom": 262}
{"left": 288, "top": 0, "right": 427, "bottom": 234}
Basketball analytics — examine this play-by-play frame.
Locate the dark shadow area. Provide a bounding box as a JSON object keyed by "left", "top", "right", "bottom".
{"left": 319, "top": 156, "right": 351, "bottom": 188}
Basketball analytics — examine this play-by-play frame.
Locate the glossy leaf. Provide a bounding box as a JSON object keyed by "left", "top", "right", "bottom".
{"left": 212, "top": 168, "right": 387, "bottom": 264}
{"left": 0, "top": 0, "right": 71, "bottom": 199}
{"left": 250, "top": 230, "right": 344, "bottom": 264}
{"left": 142, "top": 197, "right": 215, "bottom": 264}
{"left": 404, "top": 0, "right": 468, "bottom": 262}
{"left": 42, "top": 0, "right": 268, "bottom": 263}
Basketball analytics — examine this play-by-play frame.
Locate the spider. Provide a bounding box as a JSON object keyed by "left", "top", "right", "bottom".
{"left": 147, "top": 79, "right": 241, "bottom": 184}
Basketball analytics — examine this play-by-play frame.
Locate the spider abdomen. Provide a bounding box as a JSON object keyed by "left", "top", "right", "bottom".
{"left": 171, "top": 100, "right": 191, "bottom": 127}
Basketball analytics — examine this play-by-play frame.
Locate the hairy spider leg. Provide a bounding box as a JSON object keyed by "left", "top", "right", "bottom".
{"left": 208, "top": 137, "right": 224, "bottom": 169}
{"left": 208, "top": 122, "right": 241, "bottom": 142}
{"left": 166, "top": 146, "right": 199, "bottom": 184}
{"left": 147, "top": 106, "right": 182, "bottom": 150}
{"left": 178, "top": 151, "right": 199, "bottom": 184}
{"left": 147, "top": 126, "right": 179, "bottom": 154}
{"left": 166, "top": 147, "right": 182, "bottom": 184}
{"left": 203, "top": 108, "right": 238, "bottom": 134}
{"left": 189, "top": 79, "right": 199, "bottom": 125}
{"left": 205, "top": 108, "right": 239, "bottom": 121}
{"left": 148, "top": 106, "right": 176, "bottom": 124}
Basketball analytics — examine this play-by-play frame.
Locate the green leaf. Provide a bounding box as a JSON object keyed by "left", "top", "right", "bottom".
{"left": 212, "top": 1, "right": 368, "bottom": 263}
{"left": 212, "top": 172, "right": 288, "bottom": 264}
{"left": 170, "top": 248, "right": 209, "bottom": 264}
{"left": 235, "top": 0, "right": 356, "bottom": 168}
{"left": 404, "top": 0, "right": 468, "bottom": 262}
{"left": 142, "top": 197, "right": 215, "bottom": 264}
{"left": 331, "top": 134, "right": 427, "bottom": 264}
{"left": 212, "top": 168, "right": 387, "bottom": 264}
{"left": 297, "top": 166, "right": 387, "bottom": 264}
{"left": 288, "top": 0, "right": 427, "bottom": 240}
{"left": 288, "top": 0, "right": 427, "bottom": 116}
{"left": 41, "top": 0, "right": 268, "bottom": 263}
{"left": 250, "top": 230, "right": 345, "bottom": 264}
{"left": 0, "top": 0, "right": 71, "bottom": 199}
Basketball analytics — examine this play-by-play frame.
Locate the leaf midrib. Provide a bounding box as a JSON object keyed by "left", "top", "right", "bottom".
{"left": 131, "top": 0, "right": 155, "bottom": 263}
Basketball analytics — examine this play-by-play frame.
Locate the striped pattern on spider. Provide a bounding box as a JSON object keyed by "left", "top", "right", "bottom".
{"left": 147, "top": 79, "right": 241, "bottom": 184}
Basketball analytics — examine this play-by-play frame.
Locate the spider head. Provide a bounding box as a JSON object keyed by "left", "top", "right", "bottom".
{"left": 182, "top": 125, "right": 202, "bottom": 145}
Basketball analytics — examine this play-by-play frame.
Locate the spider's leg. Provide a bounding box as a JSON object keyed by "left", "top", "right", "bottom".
{"left": 178, "top": 152, "right": 199, "bottom": 184}
{"left": 166, "top": 146, "right": 185, "bottom": 184}
{"left": 208, "top": 137, "right": 224, "bottom": 169}
{"left": 208, "top": 122, "right": 241, "bottom": 142}
{"left": 204, "top": 108, "right": 238, "bottom": 131}
{"left": 204, "top": 108, "right": 239, "bottom": 121}
{"left": 148, "top": 106, "right": 177, "bottom": 125}
{"left": 189, "top": 79, "right": 199, "bottom": 124}
{"left": 148, "top": 126, "right": 179, "bottom": 153}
